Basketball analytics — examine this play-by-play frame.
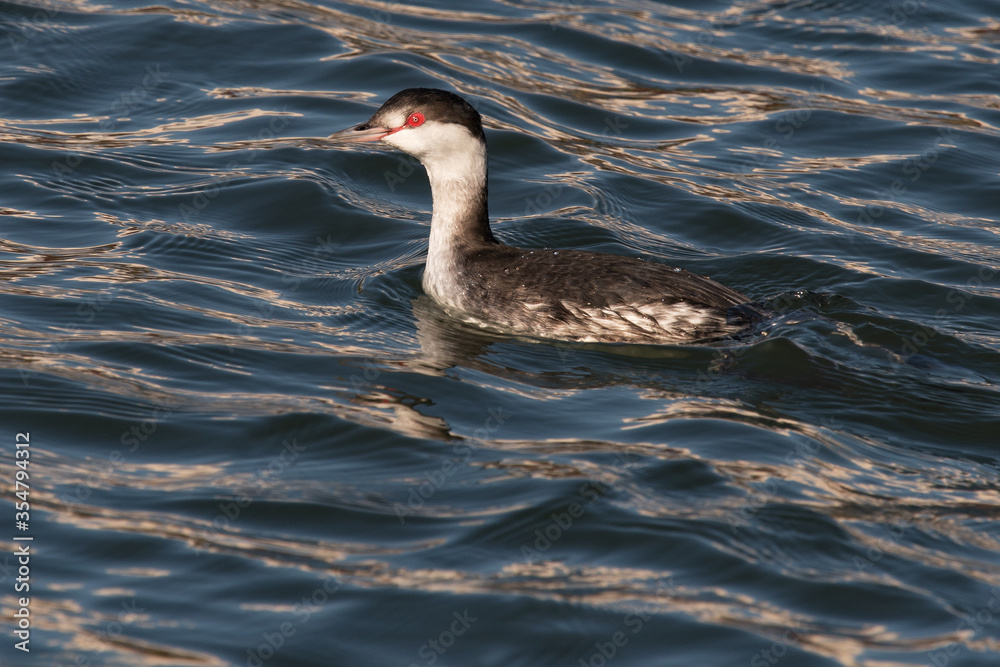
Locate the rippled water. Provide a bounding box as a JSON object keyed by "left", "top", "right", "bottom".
{"left": 2, "top": 0, "right": 999, "bottom": 665}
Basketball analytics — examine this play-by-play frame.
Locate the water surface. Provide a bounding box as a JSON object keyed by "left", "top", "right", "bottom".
{"left": 1, "top": 0, "right": 999, "bottom": 665}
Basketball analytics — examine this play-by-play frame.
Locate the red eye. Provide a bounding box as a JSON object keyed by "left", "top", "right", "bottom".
{"left": 406, "top": 112, "right": 425, "bottom": 127}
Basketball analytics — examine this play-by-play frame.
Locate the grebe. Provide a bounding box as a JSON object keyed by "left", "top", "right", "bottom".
{"left": 330, "top": 88, "right": 766, "bottom": 344}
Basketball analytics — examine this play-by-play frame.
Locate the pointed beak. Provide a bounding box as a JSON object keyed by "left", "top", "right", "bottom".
{"left": 328, "top": 123, "right": 392, "bottom": 143}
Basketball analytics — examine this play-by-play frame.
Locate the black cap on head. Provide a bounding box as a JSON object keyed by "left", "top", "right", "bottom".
{"left": 371, "top": 88, "right": 485, "bottom": 142}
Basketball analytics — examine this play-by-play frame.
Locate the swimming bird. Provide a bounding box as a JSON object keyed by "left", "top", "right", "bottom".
{"left": 330, "top": 88, "right": 766, "bottom": 344}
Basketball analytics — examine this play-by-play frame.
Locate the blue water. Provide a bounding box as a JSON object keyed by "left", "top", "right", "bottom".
{"left": 2, "top": 0, "right": 1000, "bottom": 665}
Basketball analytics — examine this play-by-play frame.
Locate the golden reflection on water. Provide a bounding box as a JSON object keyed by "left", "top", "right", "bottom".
{"left": 0, "top": 594, "right": 226, "bottom": 666}
{"left": 6, "top": 0, "right": 993, "bottom": 161}
{"left": 33, "top": 402, "right": 1000, "bottom": 664}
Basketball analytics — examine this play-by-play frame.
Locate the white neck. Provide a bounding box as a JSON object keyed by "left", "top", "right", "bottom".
{"left": 426, "top": 166, "right": 488, "bottom": 259}
{"left": 385, "top": 121, "right": 492, "bottom": 308}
